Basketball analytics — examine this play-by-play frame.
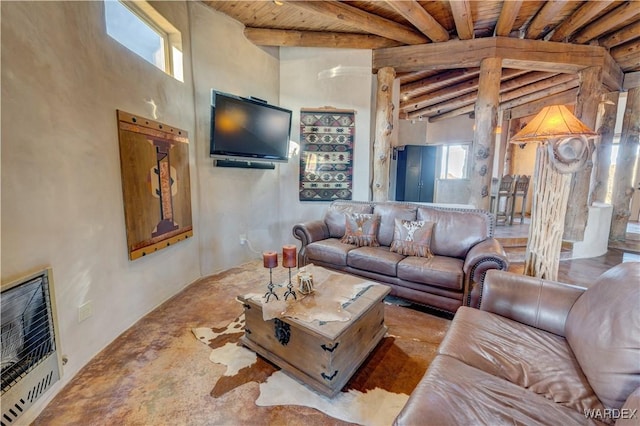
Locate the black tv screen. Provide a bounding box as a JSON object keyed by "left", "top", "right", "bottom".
{"left": 210, "top": 91, "right": 292, "bottom": 163}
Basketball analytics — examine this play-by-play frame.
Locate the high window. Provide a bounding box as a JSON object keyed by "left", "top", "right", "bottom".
{"left": 104, "top": 0, "right": 183, "bottom": 81}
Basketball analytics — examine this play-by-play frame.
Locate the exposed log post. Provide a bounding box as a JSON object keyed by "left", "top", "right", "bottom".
{"left": 372, "top": 67, "right": 396, "bottom": 202}
{"left": 563, "top": 66, "right": 602, "bottom": 241}
{"left": 470, "top": 57, "right": 502, "bottom": 210}
{"left": 610, "top": 86, "right": 640, "bottom": 240}
{"left": 591, "top": 91, "right": 620, "bottom": 203}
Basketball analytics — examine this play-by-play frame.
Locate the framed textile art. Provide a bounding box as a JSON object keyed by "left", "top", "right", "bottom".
{"left": 299, "top": 108, "right": 355, "bottom": 201}
{"left": 116, "top": 110, "right": 193, "bottom": 260}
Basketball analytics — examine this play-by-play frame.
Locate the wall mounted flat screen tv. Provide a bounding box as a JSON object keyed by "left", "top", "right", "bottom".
{"left": 210, "top": 90, "right": 292, "bottom": 165}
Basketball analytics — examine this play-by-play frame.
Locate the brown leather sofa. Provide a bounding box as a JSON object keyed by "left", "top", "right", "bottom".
{"left": 394, "top": 262, "right": 640, "bottom": 425}
{"left": 292, "top": 200, "right": 509, "bottom": 313}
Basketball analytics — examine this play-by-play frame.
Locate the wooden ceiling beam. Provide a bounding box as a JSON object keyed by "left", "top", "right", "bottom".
{"left": 400, "top": 68, "right": 480, "bottom": 99}
{"left": 374, "top": 37, "right": 620, "bottom": 78}
{"left": 397, "top": 70, "right": 440, "bottom": 85}
{"left": 526, "top": 0, "right": 572, "bottom": 40}
{"left": 598, "top": 21, "right": 640, "bottom": 49}
{"left": 286, "top": 1, "right": 428, "bottom": 45}
{"left": 449, "top": 0, "right": 475, "bottom": 40}
{"left": 611, "top": 40, "right": 640, "bottom": 66}
{"left": 624, "top": 71, "right": 640, "bottom": 90}
{"left": 401, "top": 68, "right": 529, "bottom": 113}
{"left": 494, "top": 0, "right": 523, "bottom": 37}
{"left": 428, "top": 74, "right": 578, "bottom": 121}
{"left": 571, "top": 2, "right": 640, "bottom": 44}
{"left": 243, "top": 28, "right": 403, "bottom": 49}
{"left": 504, "top": 88, "right": 579, "bottom": 120}
{"left": 408, "top": 71, "right": 563, "bottom": 119}
{"left": 384, "top": 0, "right": 449, "bottom": 42}
{"left": 548, "top": 0, "right": 614, "bottom": 42}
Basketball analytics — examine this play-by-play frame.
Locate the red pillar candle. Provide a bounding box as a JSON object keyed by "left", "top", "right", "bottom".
{"left": 263, "top": 251, "right": 278, "bottom": 268}
{"left": 282, "top": 245, "right": 297, "bottom": 268}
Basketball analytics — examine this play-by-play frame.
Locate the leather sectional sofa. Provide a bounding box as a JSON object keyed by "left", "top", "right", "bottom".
{"left": 395, "top": 262, "right": 640, "bottom": 425}
{"left": 292, "top": 200, "right": 509, "bottom": 313}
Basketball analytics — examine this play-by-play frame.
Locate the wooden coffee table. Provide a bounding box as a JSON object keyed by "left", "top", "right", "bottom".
{"left": 238, "top": 266, "right": 391, "bottom": 397}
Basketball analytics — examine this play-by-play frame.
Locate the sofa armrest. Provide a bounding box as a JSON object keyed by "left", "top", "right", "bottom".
{"left": 480, "top": 269, "right": 586, "bottom": 337}
{"left": 293, "top": 220, "right": 329, "bottom": 246}
{"left": 462, "top": 238, "right": 509, "bottom": 307}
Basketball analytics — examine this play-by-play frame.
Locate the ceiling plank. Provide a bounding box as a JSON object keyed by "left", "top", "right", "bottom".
{"left": 398, "top": 70, "right": 440, "bottom": 85}
{"left": 571, "top": 2, "right": 640, "bottom": 44}
{"left": 504, "top": 88, "right": 579, "bottom": 120}
{"left": 401, "top": 68, "right": 529, "bottom": 113}
{"left": 428, "top": 74, "right": 579, "bottom": 121}
{"left": 384, "top": 0, "right": 449, "bottom": 42}
{"left": 286, "top": 1, "right": 429, "bottom": 45}
{"left": 243, "top": 28, "right": 403, "bottom": 49}
{"left": 598, "top": 20, "right": 640, "bottom": 49}
{"left": 548, "top": 0, "right": 615, "bottom": 42}
{"left": 449, "top": 0, "right": 475, "bottom": 40}
{"left": 495, "top": 0, "right": 523, "bottom": 37}
{"left": 611, "top": 40, "right": 640, "bottom": 65}
{"left": 407, "top": 71, "right": 563, "bottom": 119}
{"left": 400, "top": 68, "right": 480, "bottom": 98}
{"left": 526, "top": 0, "right": 571, "bottom": 40}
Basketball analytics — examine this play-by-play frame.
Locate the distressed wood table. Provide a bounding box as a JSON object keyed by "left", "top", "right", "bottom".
{"left": 238, "top": 265, "right": 391, "bottom": 397}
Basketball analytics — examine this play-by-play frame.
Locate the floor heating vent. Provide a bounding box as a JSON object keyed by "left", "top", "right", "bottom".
{"left": 1, "top": 268, "right": 62, "bottom": 425}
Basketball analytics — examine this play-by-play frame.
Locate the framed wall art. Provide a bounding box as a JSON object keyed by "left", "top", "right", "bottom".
{"left": 116, "top": 110, "right": 193, "bottom": 260}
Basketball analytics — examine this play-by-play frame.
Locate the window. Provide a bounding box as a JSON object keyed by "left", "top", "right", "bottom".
{"left": 104, "top": 0, "right": 183, "bottom": 81}
{"left": 439, "top": 144, "right": 469, "bottom": 179}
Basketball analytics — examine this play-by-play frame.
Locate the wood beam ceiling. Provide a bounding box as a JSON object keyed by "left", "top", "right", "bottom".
{"left": 285, "top": 1, "right": 428, "bottom": 45}
{"left": 525, "top": 0, "right": 572, "bottom": 40}
{"left": 494, "top": 0, "right": 523, "bottom": 37}
{"left": 571, "top": 2, "right": 640, "bottom": 44}
{"left": 384, "top": 0, "right": 449, "bottom": 42}
{"left": 548, "top": 0, "right": 615, "bottom": 42}
{"left": 243, "top": 28, "right": 402, "bottom": 49}
{"left": 449, "top": 1, "right": 474, "bottom": 40}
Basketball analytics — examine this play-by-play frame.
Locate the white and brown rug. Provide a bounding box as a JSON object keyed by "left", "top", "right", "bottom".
{"left": 193, "top": 300, "right": 450, "bottom": 426}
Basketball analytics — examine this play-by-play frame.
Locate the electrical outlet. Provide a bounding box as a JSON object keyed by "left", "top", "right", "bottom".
{"left": 239, "top": 234, "right": 247, "bottom": 245}
{"left": 78, "top": 300, "right": 93, "bottom": 323}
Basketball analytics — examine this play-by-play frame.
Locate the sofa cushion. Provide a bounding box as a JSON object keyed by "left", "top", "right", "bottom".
{"left": 347, "top": 246, "right": 405, "bottom": 277}
{"left": 417, "top": 207, "right": 490, "bottom": 258}
{"left": 393, "top": 355, "right": 603, "bottom": 426}
{"left": 373, "top": 203, "right": 417, "bottom": 247}
{"left": 397, "top": 256, "right": 463, "bottom": 291}
{"left": 565, "top": 262, "right": 640, "bottom": 411}
{"left": 305, "top": 239, "right": 355, "bottom": 266}
{"left": 390, "top": 219, "right": 435, "bottom": 258}
{"left": 323, "top": 202, "right": 372, "bottom": 238}
{"left": 340, "top": 213, "right": 380, "bottom": 247}
{"left": 439, "top": 307, "right": 605, "bottom": 415}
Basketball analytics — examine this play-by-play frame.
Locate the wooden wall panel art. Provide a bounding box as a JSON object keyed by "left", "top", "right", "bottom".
{"left": 116, "top": 110, "right": 193, "bottom": 260}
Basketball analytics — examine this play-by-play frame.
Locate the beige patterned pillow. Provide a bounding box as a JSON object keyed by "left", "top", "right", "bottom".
{"left": 341, "top": 213, "right": 381, "bottom": 247}
{"left": 390, "top": 219, "right": 435, "bottom": 258}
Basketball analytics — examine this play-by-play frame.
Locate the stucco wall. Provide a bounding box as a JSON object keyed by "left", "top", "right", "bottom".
{"left": 279, "top": 48, "right": 374, "bottom": 242}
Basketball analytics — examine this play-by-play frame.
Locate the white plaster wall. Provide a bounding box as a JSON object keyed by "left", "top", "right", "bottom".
{"left": 279, "top": 48, "right": 374, "bottom": 242}
{"left": 426, "top": 114, "right": 475, "bottom": 144}
{"left": 189, "top": 3, "right": 285, "bottom": 275}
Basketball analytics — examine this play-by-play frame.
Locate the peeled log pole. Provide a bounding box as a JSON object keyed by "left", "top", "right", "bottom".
{"left": 591, "top": 91, "right": 619, "bottom": 203}
{"left": 564, "top": 66, "right": 602, "bottom": 241}
{"left": 525, "top": 144, "right": 572, "bottom": 281}
{"left": 372, "top": 67, "right": 396, "bottom": 202}
{"left": 610, "top": 86, "right": 640, "bottom": 240}
{"left": 469, "top": 57, "right": 501, "bottom": 210}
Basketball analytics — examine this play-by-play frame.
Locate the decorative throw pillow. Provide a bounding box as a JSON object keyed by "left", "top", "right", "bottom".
{"left": 341, "top": 213, "right": 381, "bottom": 247}
{"left": 390, "top": 219, "right": 435, "bottom": 258}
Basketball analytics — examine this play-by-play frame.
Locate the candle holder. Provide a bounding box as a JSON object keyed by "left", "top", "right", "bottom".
{"left": 282, "top": 245, "right": 297, "bottom": 301}
{"left": 263, "top": 251, "right": 279, "bottom": 303}
{"left": 283, "top": 267, "right": 297, "bottom": 301}
{"left": 264, "top": 267, "right": 279, "bottom": 302}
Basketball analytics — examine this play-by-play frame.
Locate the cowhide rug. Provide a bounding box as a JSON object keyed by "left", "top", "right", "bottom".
{"left": 193, "top": 302, "right": 450, "bottom": 426}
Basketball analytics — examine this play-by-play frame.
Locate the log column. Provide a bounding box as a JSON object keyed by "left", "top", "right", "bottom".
{"left": 470, "top": 57, "right": 502, "bottom": 210}
{"left": 564, "top": 66, "right": 602, "bottom": 241}
{"left": 372, "top": 66, "right": 396, "bottom": 202}
{"left": 591, "top": 91, "right": 620, "bottom": 203}
{"left": 610, "top": 86, "right": 640, "bottom": 241}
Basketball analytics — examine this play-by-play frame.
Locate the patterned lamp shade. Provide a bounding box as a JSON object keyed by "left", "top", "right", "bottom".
{"left": 510, "top": 105, "right": 597, "bottom": 143}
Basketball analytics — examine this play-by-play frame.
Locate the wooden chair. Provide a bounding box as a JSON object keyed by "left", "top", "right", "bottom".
{"left": 510, "top": 175, "right": 530, "bottom": 225}
{"left": 493, "top": 175, "right": 515, "bottom": 225}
